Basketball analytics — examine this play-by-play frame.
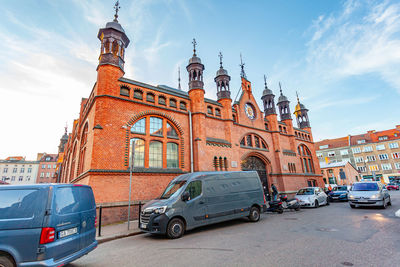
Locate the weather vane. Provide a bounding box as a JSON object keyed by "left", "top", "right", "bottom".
{"left": 296, "top": 91, "right": 300, "bottom": 102}
{"left": 192, "top": 38, "right": 197, "bottom": 56}
{"left": 178, "top": 67, "right": 181, "bottom": 90}
{"left": 218, "top": 52, "right": 223, "bottom": 68}
{"left": 114, "top": 1, "right": 120, "bottom": 22}
{"left": 264, "top": 75, "right": 267, "bottom": 88}
{"left": 240, "top": 53, "right": 246, "bottom": 79}
{"left": 279, "top": 82, "right": 283, "bottom": 95}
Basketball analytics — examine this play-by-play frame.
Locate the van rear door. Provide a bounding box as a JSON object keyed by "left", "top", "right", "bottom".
{"left": 75, "top": 185, "right": 96, "bottom": 249}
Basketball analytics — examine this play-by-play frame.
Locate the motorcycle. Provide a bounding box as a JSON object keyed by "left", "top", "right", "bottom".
{"left": 265, "top": 194, "right": 284, "bottom": 214}
{"left": 280, "top": 194, "right": 300, "bottom": 211}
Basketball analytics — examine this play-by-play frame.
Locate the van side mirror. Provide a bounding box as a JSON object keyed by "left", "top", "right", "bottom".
{"left": 181, "top": 191, "right": 190, "bottom": 201}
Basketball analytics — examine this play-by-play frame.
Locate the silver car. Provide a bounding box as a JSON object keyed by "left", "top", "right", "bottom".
{"left": 295, "top": 187, "right": 329, "bottom": 208}
{"left": 348, "top": 181, "right": 391, "bottom": 209}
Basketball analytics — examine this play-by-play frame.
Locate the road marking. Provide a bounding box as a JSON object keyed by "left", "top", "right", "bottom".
{"left": 395, "top": 209, "right": 400, "bottom": 217}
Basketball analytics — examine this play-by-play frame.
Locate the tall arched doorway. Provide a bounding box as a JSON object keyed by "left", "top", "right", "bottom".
{"left": 241, "top": 156, "right": 269, "bottom": 193}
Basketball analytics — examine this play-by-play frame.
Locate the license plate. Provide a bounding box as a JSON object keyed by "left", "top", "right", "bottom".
{"left": 59, "top": 227, "right": 78, "bottom": 238}
{"left": 333, "top": 197, "right": 338, "bottom": 199}
{"left": 141, "top": 223, "right": 147, "bottom": 229}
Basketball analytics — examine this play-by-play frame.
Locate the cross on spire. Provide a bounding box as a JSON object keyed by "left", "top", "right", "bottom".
{"left": 296, "top": 91, "right": 300, "bottom": 103}
{"left": 264, "top": 75, "right": 268, "bottom": 88}
{"left": 218, "top": 52, "right": 223, "bottom": 68}
{"left": 178, "top": 67, "right": 181, "bottom": 90}
{"left": 113, "top": 1, "right": 120, "bottom": 22}
{"left": 192, "top": 38, "right": 197, "bottom": 56}
{"left": 239, "top": 53, "right": 246, "bottom": 79}
{"left": 279, "top": 82, "right": 283, "bottom": 95}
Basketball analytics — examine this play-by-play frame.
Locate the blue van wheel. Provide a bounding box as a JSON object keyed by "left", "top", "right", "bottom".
{"left": 167, "top": 218, "right": 184, "bottom": 239}
{"left": 0, "top": 255, "right": 15, "bottom": 267}
{"left": 248, "top": 206, "right": 260, "bottom": 222}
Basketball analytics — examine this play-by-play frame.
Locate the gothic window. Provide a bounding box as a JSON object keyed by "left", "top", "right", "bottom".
{"left": 240, "top": 138, "right": 245, "bottom": 146}
{"left": 158, "top": 96, "right": 166, "bottom": 105}
{"left": 146, "top": 93, "right": 155, "bottom": 103}
{"left": 254, "top": 136, "right": 260, "bottom": 148}
{"left": 279, "top": 126, "right": 282, "bottom": 132}
{"left": 246, "top": 135, "right": 252, "bottom": 147}
{"left": 215, "top": 108, "right": 221, "bottom": 117}
{"left": 180, "top": 102, "right": 187, "bottom": 110}
{"left": 213, "top": 156, "right": 218, "bottom": 171}
{"left": 134, "top": 89, "right": 143, "bottom": 100}
{"left": 104, "top": 39, "right": 110, "bottom": 53}
{"left": 120, "top": 86, "right": 130, "bottom": 97}
{"left": 262, "top": 142, "right": 267, "bottom": 149}
{"left": 233, "top": 114, "right": 236, "bottom": 122}
{"left": 265, "top": 123, "right": 269, "bottom": 130}
{"left": 298, "top": 144, "right": 314, "bottom": 173}
{"left": 167, "top": 143, "right": 179, "bottom": 168}
{"left": 120, "top": 47, "right": 124, "bottom": 58}
{"left": 78, "top": 123, "right": 88, "bottom": 175}
{"left": 207, "top": 106, "right": 213, "bottom": 115}
{"left": 130, "top": 116, "right": 181, "bottom": 169}
{"left": 131, "top": 118, "right": 146, "bottom": 134}
{"left": 224, "top": 157, "right": 228, "bottom": 171}
{"left": 149, "top": 141, "right": 162, "bottom": 168}
{"left": 219, "top": 157, "right": 223, "bottom": 171}
{"left": 170, "top": 99, "right": 177, "bottom": 108}
{"left": 112, "top": 40, "right": 118, "bottom": 56}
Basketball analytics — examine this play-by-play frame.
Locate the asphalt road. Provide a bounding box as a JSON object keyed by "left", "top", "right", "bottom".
{"left": 70, "top": 191, "right": 400, "bottom": 267}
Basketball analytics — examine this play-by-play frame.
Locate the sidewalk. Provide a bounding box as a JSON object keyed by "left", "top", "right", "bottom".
{"left": 96, "top": 220, "right": 143, "bottom": 244}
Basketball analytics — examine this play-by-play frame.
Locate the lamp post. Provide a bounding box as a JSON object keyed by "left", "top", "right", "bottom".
{"left": 127, "top": 141, "right": 135, "bottom": 230}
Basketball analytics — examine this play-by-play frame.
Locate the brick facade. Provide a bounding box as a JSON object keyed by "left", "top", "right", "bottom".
{"left": 60, "top": 14, "right": 323, "bottom": 222}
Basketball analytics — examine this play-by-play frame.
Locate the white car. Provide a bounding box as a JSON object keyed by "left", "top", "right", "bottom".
{"left": 295, "top": 187, "right": 329, "bottom": 208}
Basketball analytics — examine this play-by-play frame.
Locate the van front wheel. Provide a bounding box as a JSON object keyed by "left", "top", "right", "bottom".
{"left": 0, "top": 255, "right": 15, "bottom": 267}
{"left": 248, "top": 206, "right": 260, "bottom": 222}
{"left": 166, "top": 218, "right": 185, "bottom": 239}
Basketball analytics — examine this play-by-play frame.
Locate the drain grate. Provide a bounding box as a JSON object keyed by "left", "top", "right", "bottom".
{"left": 341, "top": 262, "right": 354, "bottom": 266}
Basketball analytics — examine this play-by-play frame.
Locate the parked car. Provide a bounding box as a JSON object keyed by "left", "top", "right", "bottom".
{"left": 295, "top": 187, "right": 329, "bottom": 208}
{"left": 0, "top": 184, "right": 97, "bottom": 267}
{"left": 328, "top": 186, "right": 349, "bottom": 201}
{"left": 386, "top": 183, "right": 399, "bottom": 190}
{"left": 348, "top": 181, "right": 391, "bottom": 209}
{"left": 139, "top": 171, "right": 267, "bottom": 239}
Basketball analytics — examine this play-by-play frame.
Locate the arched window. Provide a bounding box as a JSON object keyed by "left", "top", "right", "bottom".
{"left": 207, "top": 106, "right": 213, "bottom": 115}
{"left": 180, "top": 101, "right": 187, "bottom": 110}
{"left": 213, "top": 156, "right": 218, "bottom": 171}
{"left": 219, "top": 157, "right": 223, "bottom": 171}
{"left": 78, "top": 123, "right": 88, "bottom": 174}
{"left": 265, "top": 123, "right": 269, "bottom": 130}
{"left": 158, "top": 96, "right": 166, "bottom": 105}
{"left": 240, "top": 134, "right": 268, "bottom": 150}
{"left": 233, "top": 114, "right": 237, "bottom": 122}
{"left": 146, "top": 93, "right": 155, "bottom": 103}
{"left": 215, "top": 108, "right": 221, "bottom": 117}
{"left": 298, "top": 144, "right": 314, "bottom": 173}
{"left": 134, "top": 89, "right": 143, "bottom": 100}
{"left": 167, "top": 143, "right": 179, "bottom": 168}
{"left": 120, "top": 86, "right": 130, "bottom": 97}
{"left": 104, "top": 39, "right": 110, "bottom": 53}
{"left": 224, "top": 157, "right": 228, "bottom": 171}
{"left": 130, "top": 116, "right": 181, "bottom": 169}
{"left": 170, "top": 99, "right": 177, "bottom": 108}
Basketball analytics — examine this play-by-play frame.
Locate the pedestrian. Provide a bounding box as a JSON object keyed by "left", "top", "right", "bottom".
{"left": 271, "top": 183, "right": 278, "bottom": 201}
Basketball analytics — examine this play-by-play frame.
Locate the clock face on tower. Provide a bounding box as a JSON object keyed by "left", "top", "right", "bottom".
{"left": 244, "top": 103, "right": 256, "bottom": 120}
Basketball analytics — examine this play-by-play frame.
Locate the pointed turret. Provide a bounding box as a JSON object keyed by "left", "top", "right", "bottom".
{"left": 277, "top": 82, "right": 291, "bottom": 120}
{"left": 58, "top": 125, "right": 68, "bottom": 153}
{"left": 261, "top": 75, "right": 276, "bottom": 115}
{"left": 294, "top": 92, "right": 310, "bottom": 128}
{"left": 186, "top": 38, "right": 205, "bottom": 91}
{"left": 215, "top": 52, "right": 231, "bottom": 100}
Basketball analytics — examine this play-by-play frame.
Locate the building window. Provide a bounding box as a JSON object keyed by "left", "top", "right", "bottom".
{"left": 327, "top": 151, "right": 335, "bottom": 157}
{"left": 16, "top": 176, "right": 21, "bottom": 181}
{"left": 149, "top": 141, "right": 163, "bottom": 168}
{"left": 213, "top": 156, "right": 218, "bottom": 171}
{"left": 146, "top": 93, "right": 155, "bottom": 103}
{"left": 40, "top": 173, "right": 45, "bottom": 177}
{"left": 378, "top": 136, "right": 388, "bottom": 141}
{"left": 357, "top": 140, "right": 366, "bottom": 144}
{"left": 316, "top": 153, "right": 323, "bottom": 158}
{"left": 381, "top": 163, "right": 392, "bottom": 170}
{"left": 392, "top": 152, "right": 400, "bottom": 159}
{"left": 366, "top": 155, "right": 376, "bottom": 162}
{"left": 215, "top": 108, "right": 221, "bottom": 117}
{"left": 134, "top": 89, "right": 143, "bottom": 100}
{"left": 319, "top": 145, "right": 328, "bottom": 149}
{"left": 369, "top": 165, "right": 379, "bottom": 171}
{"left": 27, "top": 168, "right": 32, "bottom": 173}
{"left": 246, "top": 135, "right": 252, "bottom": 147}
{"left": 395, "top": 163, "right": 400, "bottom": 169}
{"left": 130, "top": 138, "right": 145, "bottom": 167}
{"left": 26, "top": 176, "right": 30, "bottom": 181}
{"left": 131, "top": 118, "right": 146, "bottom": 134}
{"left": 158, "top": 96, "right": 166, "bottom": 105}
{"left": 355, "top": 157, "right": 364, "bottom": 163}
{"left": 352, "top": 147, "right": 361, "bottom": 154}
{"left": 42, "top": 165, "right": 46, "bottom": 169}
{"left": 48, "top": 164, "right": 51, "bottom": 169}
{"left": 46, "top": 172, "right": 50, "bottom": 177}
{"left": 264, "top": 123, "right": 268, "bottom": 130}
{"left": 170, "top": 99, "right": 177, "bottom": 108}
{"left": 357, "top": 166, "right": 366, "bottom": 172}
{"left": 20, "top": 168, "right": 24, "bottom": 173}
{"left": 340, "top": 149, "right": 349, "bottom": 156}
{"left": 240, "top": 134, "right": 267, "bottom": 149}
{"left": 3, "top": 168, "right": 7, "bottom": 173}
{"left": 363, "top": 146, "right": 373, "bottom": 152}
{"left": 12, "top": 168, "right": 17, "bottom": 173}
{"left": 389, "top": 142, "right": 399, "bottom": 149}
{"left": 180, "top": 102, "right": 187, "bottom": 110}
{"left": 167, "top": 143, "right": 179, "bottom": 168}
{"left": 130, "top": 116, "right": 181, "bottom": 169}
{"left": 150, "top": 117, "right": 163, "bottom": 136}
{"left": 18, "top": 176, "right": 23, "bottom": 181}
{"left": 254, "top": 136, "right": 260, "bottom": 148}
{"left": 53, "top": 164, "right": 57, "bottom": 169}
{"left": 207, "top": 106, "right": 213, "bottom": 115}
{"left": 376, "top": 144, "right": 385, "bottom": 151}
{"left": 298, "top": 144, "right": 314, "bottom": 173}
{"left": 224, "top": 157, "right": 228, "bottom": 171}
{"left": 120, "top": 86, "right": 130, "bottom": 97}
{"left": 378, "top": 154, "right": 388, "bottom": 160}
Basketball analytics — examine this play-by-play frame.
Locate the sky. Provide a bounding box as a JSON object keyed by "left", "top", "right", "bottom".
{"left": 0, "top": 0, "right": 400, "bottom": 160}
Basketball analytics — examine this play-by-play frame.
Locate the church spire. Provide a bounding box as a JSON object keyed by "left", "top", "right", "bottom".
{"left": 261, "top": 75, "right": 276, "bottom": 115}
{"left": 186, "top": 38, "right": 204, "bottom": 91}
{"left": 113, "top": 1, "right": 120, "bottom": 22}
{"left": 294, "top": 91, "right": 310, "bottom": 128}
{"left": 215, "top": 52, "right": 231, "bottom": 100}
{"left": 277, "top": 82, "right": 291, "bottom": 120}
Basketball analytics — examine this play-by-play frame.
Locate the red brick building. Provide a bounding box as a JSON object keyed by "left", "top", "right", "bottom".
{"left": 61, "top": 10, "right": 323, "bottom": 208}
{"left": 36, "top": 153, "right": 58, "bottom": 183}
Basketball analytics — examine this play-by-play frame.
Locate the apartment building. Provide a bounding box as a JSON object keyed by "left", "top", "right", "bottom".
{"left": 0, "top": 156, "right": 40, "bottom": 184}
{"left": 316, "top": 125, "right": 400, "bottom": 183}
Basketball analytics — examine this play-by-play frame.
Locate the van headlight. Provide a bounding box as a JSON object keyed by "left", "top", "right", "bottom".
{"left": 348, "top": 195, "right": 355, "bottom": 199}
{"left": 370, "top": 194, "right": 381, "bottom": 199}
{"left": 153, "top": 206, "right": 168, "bottom": 214}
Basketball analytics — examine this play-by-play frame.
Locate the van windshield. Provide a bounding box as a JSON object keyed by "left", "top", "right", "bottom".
{"left": 160, "top": 180, "right": 187, "bottom": 199}
{"left": 352, "top": 183, "right": 379, "bottom": 191}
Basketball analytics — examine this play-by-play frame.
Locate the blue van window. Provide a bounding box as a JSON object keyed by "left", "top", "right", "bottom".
{"left": 0, "top": 190, "right": 38, "bottom": 219}
{"left": 185, "top": 181, "right": 202, "bottom": 200}
{"left": 55, "top": 187, "right": 95, "bottom": 214}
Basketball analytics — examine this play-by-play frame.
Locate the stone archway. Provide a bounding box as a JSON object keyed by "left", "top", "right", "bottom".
{"left": 241, "top": 156, "right": 269, "bottom": 193}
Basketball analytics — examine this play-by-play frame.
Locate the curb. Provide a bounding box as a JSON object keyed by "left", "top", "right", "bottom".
{"left": 97, "top": 231, "right": 144, "bottom": 244}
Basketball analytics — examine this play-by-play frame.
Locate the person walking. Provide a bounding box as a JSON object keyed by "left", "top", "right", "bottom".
{"left": 271, "top": 183, "right": 278, "bottom": 201}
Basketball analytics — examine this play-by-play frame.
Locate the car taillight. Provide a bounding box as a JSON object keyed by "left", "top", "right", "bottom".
{"left": 95, "top": 216, "right": 98, "bottom": 227}
{"left": 263, "top": 194, "right": 266, "bottom": 204}
{"left": 40, "top": 227, "right": 55, "bottom": 244}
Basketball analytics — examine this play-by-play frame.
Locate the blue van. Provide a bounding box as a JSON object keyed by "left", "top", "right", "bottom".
{"left": 0, "top": 184, "right": 97, "bottom": 267}
{"left": 140, "top": 171, "right": 267, "bottom": 238}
